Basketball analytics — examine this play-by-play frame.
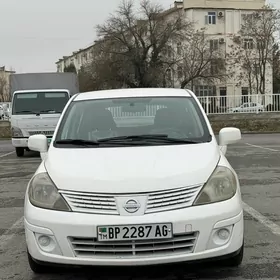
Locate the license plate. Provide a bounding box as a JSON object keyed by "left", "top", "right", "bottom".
{"left": 97, "top": 223, "right": 172, "bottom": 241}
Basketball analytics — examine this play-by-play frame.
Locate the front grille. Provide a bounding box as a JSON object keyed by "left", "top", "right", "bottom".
{"left": 61, "top": 185, "right": 202, "bottom": 215}
{"left": 29, "top": 130, "right": 54, "bottom": 136}
{"left": 61, "top": 191, "right": 119, "bottom": 215}
{"left": 69, "top": 232, "right": 198, "bottom": 258}
{"left": 146, "top": 185, "right": 202, "bottom": 214}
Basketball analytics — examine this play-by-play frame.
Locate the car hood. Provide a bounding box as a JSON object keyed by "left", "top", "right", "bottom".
{"left": 45, "top": 142, "right": 220, "bottom": 193}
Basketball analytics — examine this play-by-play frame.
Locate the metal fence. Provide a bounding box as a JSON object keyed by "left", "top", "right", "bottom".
{"left": 197, "top": 94, "right": 280, "bottom": 115}
{"left": 1, "top": 94, "right": 279, "bottom": 122}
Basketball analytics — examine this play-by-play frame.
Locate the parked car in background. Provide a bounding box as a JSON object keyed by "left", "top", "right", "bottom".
{"left": 24, "top": 88, "right": 244, "bottom": 274}
{"left": 228, "top": 102, "right": 264, "bottom": 113}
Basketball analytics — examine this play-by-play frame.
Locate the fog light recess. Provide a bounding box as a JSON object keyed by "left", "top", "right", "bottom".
{"left": 212, "top": 226, "right": 233, "bottom": 247}
{"left": 38, "top": 235, "right": 51, "bottom": 247}
{"left": 217, "top": 228, "right": 230, "bottom": 240}
{"left": 35, "top": 233, "right": 58, "bottom": 253}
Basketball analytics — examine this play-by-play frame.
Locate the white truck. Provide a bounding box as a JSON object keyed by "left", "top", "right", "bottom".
{"left": 10, "top": 72, "right": 79, "bottom": 157}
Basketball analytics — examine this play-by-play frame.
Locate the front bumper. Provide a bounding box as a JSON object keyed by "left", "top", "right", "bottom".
{"left": 24, "top": 195, "right": 244, "bottom": 267}
{"left": 12, "top": 137, "right": 29, "bottom": 147}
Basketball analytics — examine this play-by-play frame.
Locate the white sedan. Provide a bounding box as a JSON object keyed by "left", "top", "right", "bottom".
{"left": 228, "top": 102, "right": 264, "bottom": 113}
{"left": 24, "top": 88, "right": 244, "bottom": 274}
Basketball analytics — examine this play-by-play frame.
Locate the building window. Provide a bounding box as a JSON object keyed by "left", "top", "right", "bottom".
{"left": 241, "top": 13, "right": 253, "bottom": 25}
{"left": 219, "top": 87, "right": 227, "bottom": 107}
{"left": 210, "top": 60, "right": 219, "bottom": 75}
{"left": 241, "top": 87, "right": 249, "bottom": 103}
{"left": 177, "top": 66, "right": 183, "bottom": 79}
{"left": 167, "top": 46, "right": 172, "bottom": 58}
{"left": 256, "top": 41, "right": 266, "bottom": 50}
{"left": 194, "top": 85, "right": 216, "bottom": 97}
{"left": 243, "top": 38, "right": 254, "bottom": 49}
{"left": 206, "top": 12, "right": 216, "bottom": 25}
{"left": 177, "top": 43, "right": 182, "bottom": 55}
{"left": 210, "top": 39, "right": 219, "bottom": 51}
{"left": 166, "top": 69, "right": 172, "bottom": 81}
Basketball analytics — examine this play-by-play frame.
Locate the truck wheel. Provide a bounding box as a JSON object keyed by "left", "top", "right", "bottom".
{"left": 16, "top": 147, "right": 24, "bottom": 157}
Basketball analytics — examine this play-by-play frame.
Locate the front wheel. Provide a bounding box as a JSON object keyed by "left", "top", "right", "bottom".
{"left": 15, "top": 147, "right": 24, "bottom": 157}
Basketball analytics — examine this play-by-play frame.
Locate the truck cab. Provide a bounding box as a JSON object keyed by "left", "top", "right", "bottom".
{"left": 11, "top": 89, "right": 70, "bottom": 157}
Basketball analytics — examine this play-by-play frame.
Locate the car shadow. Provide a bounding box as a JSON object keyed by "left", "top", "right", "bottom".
{"left": 29, "top": 262, "right": 242, "bottom": 280}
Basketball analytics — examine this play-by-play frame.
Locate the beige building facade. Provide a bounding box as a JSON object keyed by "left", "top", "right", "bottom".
{"left": 56, "top": 44, "right": 95, "bottom": 73}
{"left": 180, "top": 0, "right": 272, "bottom": 109}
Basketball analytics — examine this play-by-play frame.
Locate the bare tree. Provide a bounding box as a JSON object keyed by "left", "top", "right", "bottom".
{"left": 94, "top": 0, "right": 192, "bottom": 88}
{"left": 171, "top": 28, "right": 228, "bottom": 90}
{"left": 273, "top": 42, "right": 280, "bottom": 93}
{"left": 78, "top": 40, "right": 126, "bottom": 91}
{"left": 0, "top": 74, "right": 8, "bottom": 102}
{"left": 230, "top": 35, "right": 259, "bottom": 96}
{"left": 230, "top": 6, "right": 280, "bottom": 97}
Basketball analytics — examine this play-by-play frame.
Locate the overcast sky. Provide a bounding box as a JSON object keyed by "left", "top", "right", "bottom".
{"left": 0, "top": 0, "right": 278, "bottom": 73}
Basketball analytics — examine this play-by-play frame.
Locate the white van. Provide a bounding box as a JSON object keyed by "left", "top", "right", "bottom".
{"left": 10, "top": 89, "right": 70, "bottom": 157}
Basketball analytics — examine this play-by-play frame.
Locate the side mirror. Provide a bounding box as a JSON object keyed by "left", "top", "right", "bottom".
{"left": 219, "top": 127, "right": 241, "bottom": 146}
{"left": 28, "top": 135, "right": 48, "bottom": 158}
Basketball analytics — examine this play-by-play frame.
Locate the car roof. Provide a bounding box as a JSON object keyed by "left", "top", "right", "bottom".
{"left": 74, "top": 88, "right": 192, "bottom": 101}
{"left": 13, "top": 89, "right": 70, "bottom": 94}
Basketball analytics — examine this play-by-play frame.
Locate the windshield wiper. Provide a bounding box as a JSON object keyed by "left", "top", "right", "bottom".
{"left": 16, "top": 110, "right": 39, "bottom": 114}
{"left": 55, "top": 139, "right": 99, "bottom": 146}
{"left": 98, "top": 135, "right": 202, "bottom": 144}
{"left": 40, "top": 110, "right": 62, "bottom": 113}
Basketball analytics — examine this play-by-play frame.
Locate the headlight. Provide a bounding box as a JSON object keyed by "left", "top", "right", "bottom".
{"left": 28, "top": 172, "right": 71, "bottom": 211}
{"left": 193, "top": 166, "right": 237, "bottom": 206}
{"left": 11, "top": 126, "right": 23, "bottom": 137}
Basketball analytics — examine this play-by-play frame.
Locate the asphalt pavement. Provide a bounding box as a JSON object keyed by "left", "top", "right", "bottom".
{"left": 1, "top": 135, "right": 280, "bottom": 280}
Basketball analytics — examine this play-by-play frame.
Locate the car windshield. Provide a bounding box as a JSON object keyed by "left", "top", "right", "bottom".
{"left": 12, "top": 91, "right": 70, "bottom": 115}
{"left": 54, "top": 96, "right": 211, "bottom": 147}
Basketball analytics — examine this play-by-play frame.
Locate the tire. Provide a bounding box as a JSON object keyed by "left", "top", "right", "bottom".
{"left": 28, "top": 251, "right": 49, "bottom": 274}
{"left": 222, "top": 244, "right": 244, "bottom": 267}
{"left": 15, "top": 147, "right": 24, "bottom": 157}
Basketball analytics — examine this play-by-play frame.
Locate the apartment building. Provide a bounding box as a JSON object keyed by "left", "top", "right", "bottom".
{"left": 55, "top": 0, "right": 272, "bottom": 108}
{"left": 56, "top": 44, "right": 95, "bottom": 73}
{"left": 180, "top": 0, "right": 272, "bottom": 109}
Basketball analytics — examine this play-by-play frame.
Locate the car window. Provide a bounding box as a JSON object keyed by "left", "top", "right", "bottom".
{"left": 55, "top": 96, "right": 211, "bottom": 146}
{"left": 12, "top": 92, "right": 70, "bottom": 114}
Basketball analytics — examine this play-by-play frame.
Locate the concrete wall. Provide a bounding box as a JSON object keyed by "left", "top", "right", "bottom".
{"left": 1, "top": 113, "right": 280, "bottom": 138}
{"left": 209, "top": 113, "right": 280, "bottom": 134}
